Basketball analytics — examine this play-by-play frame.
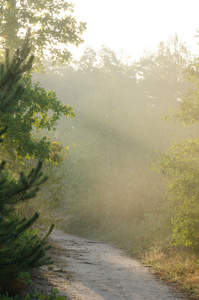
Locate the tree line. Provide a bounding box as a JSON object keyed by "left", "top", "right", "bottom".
{"left": 37, "top": 36, "right": 199, "bottom": 251}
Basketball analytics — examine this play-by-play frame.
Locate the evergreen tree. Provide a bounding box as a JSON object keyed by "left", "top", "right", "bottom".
{"left": 0, "top": 32, "right": 54, "bottom": 293}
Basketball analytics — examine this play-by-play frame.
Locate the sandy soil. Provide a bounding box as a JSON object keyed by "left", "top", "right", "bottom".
{"left": 31, "top": 229, "right": 188, "bottom": 300}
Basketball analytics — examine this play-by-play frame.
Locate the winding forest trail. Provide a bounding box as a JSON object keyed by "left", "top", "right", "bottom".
{"left": 32, "top": 229, "right": 188, "bottom": 300}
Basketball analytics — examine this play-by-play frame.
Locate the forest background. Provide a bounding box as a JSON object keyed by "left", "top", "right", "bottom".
{"left": 37, "top": 36, "right": 199, "bottom": 296}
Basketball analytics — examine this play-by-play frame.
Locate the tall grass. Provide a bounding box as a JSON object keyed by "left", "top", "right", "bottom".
{"left": 143, "top": 246, "right": 199, "bottom": 297}
{"left": 65, "top": 212, "right": 172, "bottom": 255}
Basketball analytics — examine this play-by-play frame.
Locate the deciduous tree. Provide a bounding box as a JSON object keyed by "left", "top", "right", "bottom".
{"left": 0, "top": 0, "right": 86, "bottom": 64}
{"left": 157, "top": 54, "right": 199, "bottom": 248}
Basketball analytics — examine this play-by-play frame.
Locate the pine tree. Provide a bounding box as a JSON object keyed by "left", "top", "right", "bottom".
{"left": 0, "top": 32, "right": 54, "bottom": 293}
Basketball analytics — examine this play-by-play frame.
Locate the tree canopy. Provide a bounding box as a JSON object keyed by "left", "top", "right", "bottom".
{"left": 0, "top": 0, "right": 86, "bottom": 64}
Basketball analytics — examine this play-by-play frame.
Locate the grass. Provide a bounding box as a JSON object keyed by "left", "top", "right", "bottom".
{"left": 143, "top": 246, "right": 199, "bottom": 298}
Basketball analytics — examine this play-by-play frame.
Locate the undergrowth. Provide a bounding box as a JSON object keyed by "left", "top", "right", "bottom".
{"left": 65, "top": 214, "right": 171, "bottom": 255}
{"left": 0, "top": 288, "right": 67, "bottom": 300}
{"left": 143, "top": 246, "right": 199, "bottom": 298}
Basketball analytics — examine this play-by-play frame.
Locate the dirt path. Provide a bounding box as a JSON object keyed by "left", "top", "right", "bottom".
{"left": 31, "top": 229, "right": 188, "bottom": 300}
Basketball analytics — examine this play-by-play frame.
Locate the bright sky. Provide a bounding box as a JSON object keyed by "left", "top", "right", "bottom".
{"left": 71, "top": 0, "right": 199, "bottom": 61}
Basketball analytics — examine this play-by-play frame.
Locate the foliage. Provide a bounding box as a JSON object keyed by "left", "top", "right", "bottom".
{"left": 0, "top": 0, "right": 86, "bottom": 64}
{"left": 165, "top": 57, "right": 199, "bottom": 125}
{"left": 0, "top": 288, "right": 67, "bottom": 300}
{"left": 16, "top": 159, "right": 67, "bottom": 228}
{"left": 0, "top": 32, "right": 74, "bottom": 230}
{"left": 0, "top": 54, "right": 74, "bottom": 162}
{"left": 0, "top": 32, "right": 74, "bottom": 235}
{"left": 0, "top": 33, "right": 55, "bottom": 294}
{"left": 28, "top": 288, "right": 67, "bottom": 300}
{"left": 157, "top": 135, "right": 199, "bottom": 247}
{"left": 156, "top": 52, "right": 199, "bottom": 248}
